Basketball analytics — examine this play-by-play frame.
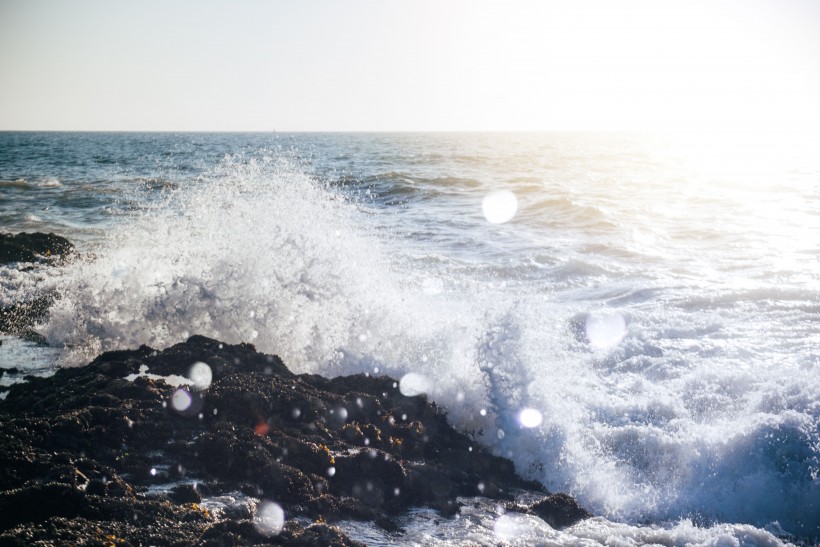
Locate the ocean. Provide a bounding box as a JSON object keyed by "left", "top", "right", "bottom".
{"left": 1, "top": 131, "right": 818, "bottom": 544}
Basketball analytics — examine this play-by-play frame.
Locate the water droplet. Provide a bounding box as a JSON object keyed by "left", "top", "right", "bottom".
{"left": 150, "top": 468, "right": 157, "bottom": 476}
{"left": 518, "top": 408, "right": 543, "bottom": 428}
{"left": 585, "top": 310, "right": 626, "bottom": 350}
{"left": 394, "top": 487, "right": 400, "bottom": 496}
{"left": 399, "top": 372, "right": 431, "bottom": 397}
{"left": 482, "top": 190, "right": 518, "bottom": 224}
{"left": 480, "top": 408, "right": 487, "bottom": 417}
{"left": 171, "top": 388, "right": 192, "bottom": 411}
{"left": 373, "top": 367, "right": 379, "bottom": 374}
{"left": 188, "top": 362, "right": 212, "bottom": 390}
{"left": 497, "top": 428, "right": 505, "bottom": 440}
{"left": 292, "top": 408, "right": 301, "bottom": 418}
{"left": 477, "top": 482, "right": 485, "bottom": 493}
{"left": 327, "top": 466, "right": 336, "bottom": 477}
{"left": 255, "top": 501, "right": 285, "bottom": 536}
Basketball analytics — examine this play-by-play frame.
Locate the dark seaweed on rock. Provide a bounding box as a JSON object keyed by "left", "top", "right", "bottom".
{"left": 0, "top": 335, "right": 590, "bottom": 545}
{"left": 0, "top": 232, "right": 75, "bottom": 266}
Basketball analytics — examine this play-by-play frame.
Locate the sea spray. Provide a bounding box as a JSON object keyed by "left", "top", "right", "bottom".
{"left": 24, "top": 137, "right": 820, "bottom": 540}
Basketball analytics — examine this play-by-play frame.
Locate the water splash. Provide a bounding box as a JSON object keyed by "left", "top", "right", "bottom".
{"left": 35, "top": 150, "right": 820, "bottom": 539}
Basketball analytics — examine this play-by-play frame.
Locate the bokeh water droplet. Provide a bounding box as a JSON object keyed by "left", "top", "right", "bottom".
{"left": 399, "top": 372, "right": 431, "bottom": 397}
{"left": 585, "top": 310, "right": 626, "bottom": 350}
{"left": 482, "top": 190, "right": 518, "bottom": 224}
{"left": 518, "top": 408, "right": 543, "bottom": 428}
{"left": 254, "top": 500, "right": 285, "bottom": 536}
{"left": 171, "top": 388, "right": 192, "bottom": 411}
{"left": 188, "top": 361, "right": 212, "bottom": 390}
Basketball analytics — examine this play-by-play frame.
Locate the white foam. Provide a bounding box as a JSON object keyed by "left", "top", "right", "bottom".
{"left": 124, "top": 364, "right": 189, "bottom": 387}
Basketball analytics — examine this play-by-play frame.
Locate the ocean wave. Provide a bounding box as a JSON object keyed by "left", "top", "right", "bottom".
{"left": 0, "top": 178, "right": 61, "bottom": 189}
{"left": 29, "top": 145, "right": 820, "bottom": 541}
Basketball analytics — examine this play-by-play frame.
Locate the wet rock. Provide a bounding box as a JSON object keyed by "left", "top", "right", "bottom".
{"left": 0, "top": 232, "right": 76, "bottom": 339}
{"left": 527, "top": 493, "right": 592, "bottom": 529}
{"left": 0, "top": 232, "right": 75, "bottom": 265}
{"left": 169, "top": 483, "right": 202, "bottom": 504}
{"left": 0, "top": 335, "right": 591, "bottom": 544}
{"left": 0, "top": 296, "right": 54, "bottom": 335}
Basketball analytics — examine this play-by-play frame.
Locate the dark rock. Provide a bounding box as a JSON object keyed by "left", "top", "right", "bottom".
{"left": 18, "top": 330, "right": 48, "bottom": 346}
{"left": 0, "top": 233, "right": 76, "bottom": 339}
{"left": 0, "top": 296, "right": 53, "bottom": 335}
{"left": 168, "top": 483, "right": 202, "bottom": 504}
{"left": 0, "top": 232, "right": 75, "bottom": 265}
{"left": 528, "top": 493, "right": 592, "bottom": 529}
{"left": 0, "top": 334, "right": 591, "bottom": 544}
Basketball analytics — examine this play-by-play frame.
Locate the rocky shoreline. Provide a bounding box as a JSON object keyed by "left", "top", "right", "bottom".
{"left": 0, "top": 233, "right": 590, "bottom": 545}
{"left": 0, "top": 334, "right": 590, "bottom": 545}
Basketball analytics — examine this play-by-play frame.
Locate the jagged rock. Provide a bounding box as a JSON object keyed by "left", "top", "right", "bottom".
{"left": 0, "top": 335, "right": 591, "bottom": 544}
{"left": 510, "top": 493, "right": 592, "bottom": 530}
{"left": 169, "top": 484, "right": 202, "bottom": 505}
{"left": 0, "top": 232, "right": 75, "bottom": 265}
{"left": 0, "top": 296, "right": 54, "bottom": 335}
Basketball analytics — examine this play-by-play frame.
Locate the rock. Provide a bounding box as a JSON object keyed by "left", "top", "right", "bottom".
{"left": 0, "top": 296, "right": 54, "bottom": 335}
{"left": 0, "top": 335, "right": 591, "bottom": 544}
{"left": 528, "top": 493, "right": 592, "bottom": 529}
{"left": 168, "top": 483, "right": 202, "bottom": 504}
{"left": 0, "top": 232, "right": 76, "bottom": 339}
{"left": 0, "top": 232, "right": 75, "bottom": 265}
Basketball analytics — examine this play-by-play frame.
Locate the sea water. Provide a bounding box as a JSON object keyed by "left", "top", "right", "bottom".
{"left": 1, "top": 132, "right": 818, "bottom": 544}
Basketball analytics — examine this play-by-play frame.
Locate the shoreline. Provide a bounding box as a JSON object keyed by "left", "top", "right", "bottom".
{"left": 0, "top": 334, "right": 589, "bottom": 545}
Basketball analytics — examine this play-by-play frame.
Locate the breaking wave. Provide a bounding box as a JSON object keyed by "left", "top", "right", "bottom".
{"left": 35, "top": 147, "right": 820, "bottom": 541}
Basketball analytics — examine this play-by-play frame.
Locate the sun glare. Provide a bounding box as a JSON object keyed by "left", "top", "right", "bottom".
{"left": 0, "top": 0, "right": 817, "bottom": 133}
{"left": 440, "top": 0, "right": 820, "bottom": 134}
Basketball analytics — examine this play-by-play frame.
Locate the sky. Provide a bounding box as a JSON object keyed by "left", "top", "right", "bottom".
{"left": 1, "top": 0, "right": 819, "bottom": 133}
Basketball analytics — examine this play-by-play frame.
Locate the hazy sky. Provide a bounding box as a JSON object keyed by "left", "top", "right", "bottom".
{"left": 1, "top": 0, "right": 819, "bottom": 132}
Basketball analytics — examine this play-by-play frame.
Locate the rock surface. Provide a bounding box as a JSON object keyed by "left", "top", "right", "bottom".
{"left": 0, "top": 232, "right": 75, "bottom": 338}
{"left": 0, "top": 335, "right": 590, "bottom": 545}
{"left": 0, "top": 232, "right": 75, "bottom": 265}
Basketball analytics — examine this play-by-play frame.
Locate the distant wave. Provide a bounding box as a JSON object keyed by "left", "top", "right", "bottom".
{"left": 0, "top": 178, "right": 61, "bottom": 189}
